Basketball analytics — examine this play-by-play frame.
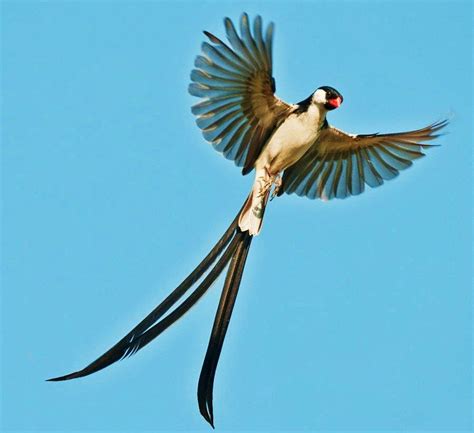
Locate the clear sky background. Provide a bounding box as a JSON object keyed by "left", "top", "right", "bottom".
{"left": 2, "top": 1, "right": 472, "bottom": 432}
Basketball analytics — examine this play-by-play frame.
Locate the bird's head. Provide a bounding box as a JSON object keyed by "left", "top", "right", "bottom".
{"left": 313, "top": 86, "right": 343, "bottom": 111}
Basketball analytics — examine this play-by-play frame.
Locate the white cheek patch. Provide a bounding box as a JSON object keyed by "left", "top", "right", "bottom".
{"left": 312, "top": 88, "right": 327, "bottom": 104}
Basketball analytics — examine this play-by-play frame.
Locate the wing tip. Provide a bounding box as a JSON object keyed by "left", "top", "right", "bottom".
{"left": 431, "top": 118, "right": 450, "bottom": 131}
{"left": 223, "top": 16, "right": 233, "bottom": 30}
{"left": 203, "top": 30, "right": 221, "bottom": 45}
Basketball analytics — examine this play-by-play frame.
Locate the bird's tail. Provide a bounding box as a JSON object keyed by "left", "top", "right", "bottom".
{"left": 197, "top": 229, "right": 252, "bottom": 427}
{"left": 47, "top": 198, "right": 255, "bottom": 428}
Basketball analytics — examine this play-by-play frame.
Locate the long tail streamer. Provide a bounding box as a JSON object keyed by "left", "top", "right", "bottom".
{"left": 48, "top": 204, "right": 254, "bottom": 428}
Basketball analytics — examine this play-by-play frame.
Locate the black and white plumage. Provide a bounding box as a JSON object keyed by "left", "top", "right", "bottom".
{"left": 190, "top": 14, "right": 446, "bottom": 233}
{"left": 48, "top": 13, "right": 447, "bottom": 428}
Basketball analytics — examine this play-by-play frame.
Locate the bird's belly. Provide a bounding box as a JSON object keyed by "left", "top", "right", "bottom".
{"left": 256, "top": 116, "right": 320, "bottom": 173}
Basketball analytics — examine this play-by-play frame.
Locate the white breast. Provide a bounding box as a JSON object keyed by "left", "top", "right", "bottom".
{"left": 256, "top": 104, "right": 325, "bottom": 173}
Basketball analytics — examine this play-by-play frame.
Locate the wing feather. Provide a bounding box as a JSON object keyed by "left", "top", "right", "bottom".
{"left": 190, "top": 14, "right": 293, "bottom": 174}
{"left": 280, "top": 119, "right": 448, "bottom": 200}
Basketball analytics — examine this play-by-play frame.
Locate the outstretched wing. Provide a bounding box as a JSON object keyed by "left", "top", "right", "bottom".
{"left": 279, "top": 119, "right": 448, "bottom": 200}
{"left": 189, "top": 13, "right": 294, "bottom": 175}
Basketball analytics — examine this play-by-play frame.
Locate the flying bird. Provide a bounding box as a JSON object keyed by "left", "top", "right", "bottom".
{"left": 48, "top": 13, "right": 447, "bottom": 428}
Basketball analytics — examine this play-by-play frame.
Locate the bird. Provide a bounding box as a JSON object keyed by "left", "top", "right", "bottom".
{"left": 48, "top": 12, "right": 448, "bottom": 428}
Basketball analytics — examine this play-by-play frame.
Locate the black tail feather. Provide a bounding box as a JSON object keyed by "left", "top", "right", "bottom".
{"left": 197, "top": 230, "right": 253, "bottom": 427}
{"left": 47, "top": 205, "right": 255, "bottom": 429}
{"left": 47, "top": 212, "right": 241, "bottom": 382}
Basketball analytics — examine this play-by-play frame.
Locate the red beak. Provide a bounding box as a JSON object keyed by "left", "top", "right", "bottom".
{"left": 327, "top": 96, "right": 342, "bottom": 108}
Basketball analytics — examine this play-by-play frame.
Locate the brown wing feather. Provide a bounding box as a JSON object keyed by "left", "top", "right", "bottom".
{"left": 280, "top": 119, "right": 448, "bottom": 200}
{"left": 190, "top": 13, "right": 293, "bottom": 175}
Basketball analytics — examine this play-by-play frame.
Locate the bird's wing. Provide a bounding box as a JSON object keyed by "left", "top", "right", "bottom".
{"left": 279, "top": 119, "right": 448, "bottom": 200}
{"left": 190, "top": 13, "right": 294, "bottom": 175}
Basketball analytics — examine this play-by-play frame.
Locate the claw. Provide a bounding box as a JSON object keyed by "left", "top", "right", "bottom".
{"left": 270, "top": 175, "right": 282, "bottom": 201}
{"left": 256, "top": 169, "right": 282, "bottom": 201}
{"left": 256, "top": 170, "right": 273, "bottom": 198}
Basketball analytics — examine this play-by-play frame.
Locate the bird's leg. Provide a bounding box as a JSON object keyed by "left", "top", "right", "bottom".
{"left": 256, "top": 167, "right": 273, "bottom": 198}
{"left": 270, "top": 174, "right": 282, "bottom": 201}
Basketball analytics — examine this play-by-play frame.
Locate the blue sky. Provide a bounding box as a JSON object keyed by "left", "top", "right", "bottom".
{"left": 2, "top": 1, "right": 472, "bottom": 432}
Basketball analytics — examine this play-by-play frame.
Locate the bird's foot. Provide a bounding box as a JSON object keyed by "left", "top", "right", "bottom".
{"left": 256, "top": 171, "right": 273, "bottom": 198}
{"left": 270, "top": 175, "right": 282, "bottom": 201}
